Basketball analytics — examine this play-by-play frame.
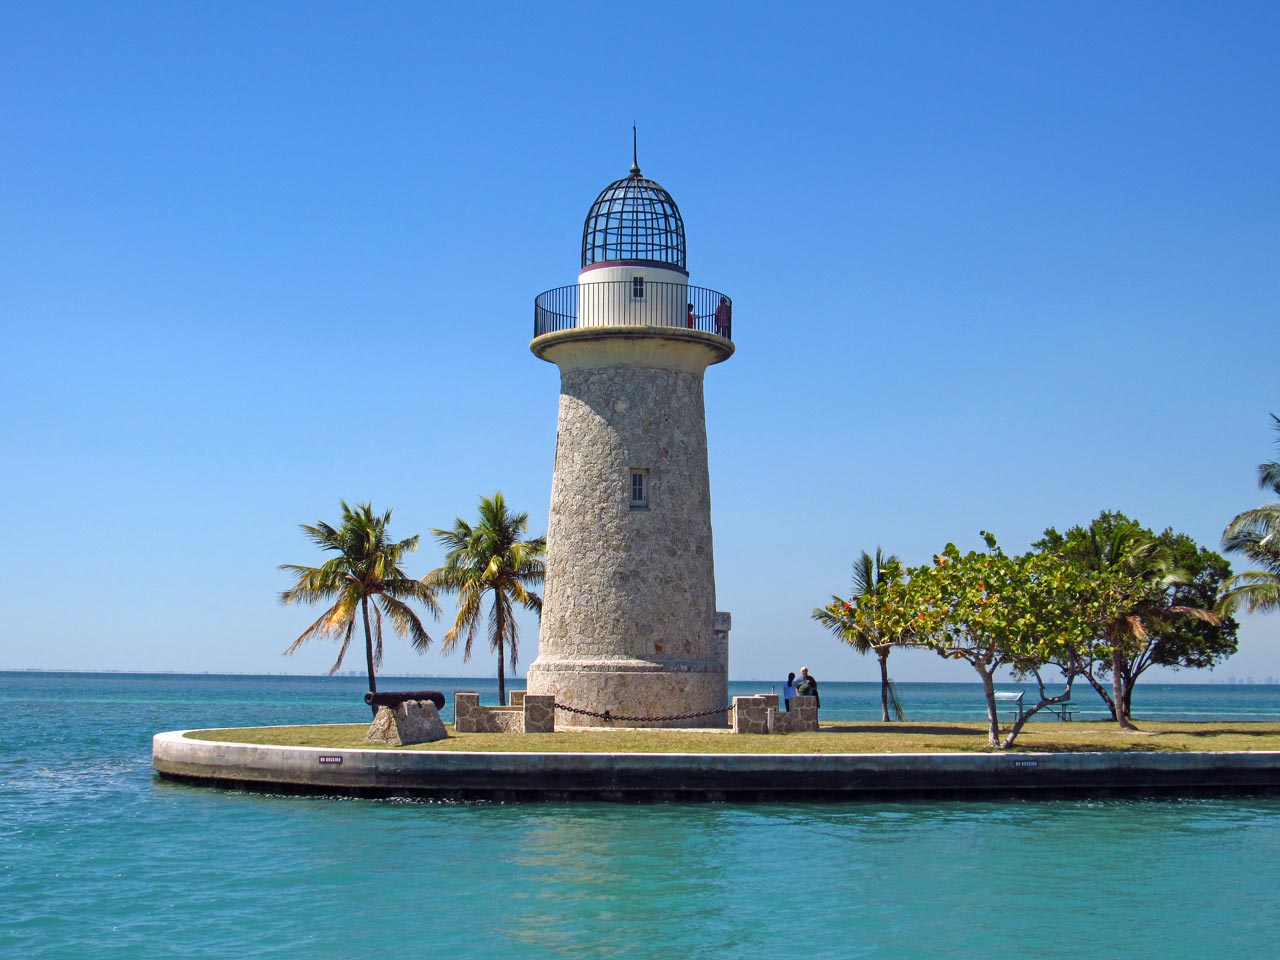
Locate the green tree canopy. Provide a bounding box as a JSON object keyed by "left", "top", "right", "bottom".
{"left": 874, "top": 534, "right": 1110, "bottom": 748}
{"left": 430, "top": 492, "right": 545, "bottom": 706}
{"left": 279, "top": 501, "right": 439, "bottom": 705}
{"left": 1034, "top": 512, "right": 1230, "bottom": 727}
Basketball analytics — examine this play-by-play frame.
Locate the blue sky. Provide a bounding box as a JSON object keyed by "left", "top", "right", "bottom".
{"left": 2, "top": 1, "right": 1277, "bottom": 685}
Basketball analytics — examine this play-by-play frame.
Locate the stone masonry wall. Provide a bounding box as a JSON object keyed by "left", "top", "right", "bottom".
{"left": 529, "top": 662, "right": 727, "bottom": 728}
{"left": 527, "top": 343, "right": 728, "bottom": 727}
{"left": 453, "top": 692, "right": 555, "bottom": 734}
{"left": 732, "top": 695, "right": 819, "bottom": 734}
{"left": 541, "top": 363, "right": 716, "bottom": 662}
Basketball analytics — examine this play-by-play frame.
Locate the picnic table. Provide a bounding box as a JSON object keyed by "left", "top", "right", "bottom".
{"left": 1041, "top": 699, "right": 1075, "bottom": 721}
{"left": 994, "top": 690, "right": 1075, "bottom": 721}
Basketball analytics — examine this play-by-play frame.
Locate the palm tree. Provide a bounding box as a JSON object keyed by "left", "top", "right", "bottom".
{"left": 430, "top": 493, "right": 545, "bottom": 706}
{"left": 812, "top": 548, "right": 904, "bottom": 721}
{"left": 279, "top": 501, "right": 439, "bottom": 707}
{"left": 1220, "top": 414, "right": 1280, "bottom": 616}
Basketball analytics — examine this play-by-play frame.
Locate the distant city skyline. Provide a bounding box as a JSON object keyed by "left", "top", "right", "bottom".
{"left": 2, "top": 2, "right": 1277, "bottom": 684}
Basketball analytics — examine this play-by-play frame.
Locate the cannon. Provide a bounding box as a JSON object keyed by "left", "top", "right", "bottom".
{"left": 364, "top": 690, "right": 446, "bottom": 711}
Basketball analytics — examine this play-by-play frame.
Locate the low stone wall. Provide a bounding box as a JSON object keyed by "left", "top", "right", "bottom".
{"left": 153, "top": 731, "right": 1280, "bottom": 801}
{"left": 454, "top": 692, "right": 555, "bottom": 733}
{"left": 732, "top": 695, "right": 818, "bottom": 734}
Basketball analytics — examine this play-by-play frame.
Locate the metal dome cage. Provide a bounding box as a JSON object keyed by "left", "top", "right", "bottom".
{"left": 581, "top": 166, "right": 687, "bottom": 271}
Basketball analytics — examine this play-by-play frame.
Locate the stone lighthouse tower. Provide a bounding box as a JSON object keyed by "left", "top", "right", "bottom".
{"left": 525, "top": 145, "right": 734, "bottom": 728}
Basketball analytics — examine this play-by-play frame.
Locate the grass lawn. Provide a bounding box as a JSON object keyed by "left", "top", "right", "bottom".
{"left": 183, "top": 721, "right": 1280, "bottom": 754}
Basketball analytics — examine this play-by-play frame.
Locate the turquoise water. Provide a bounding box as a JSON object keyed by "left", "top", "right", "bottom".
{"left": 3, "top": 672, "right": 1280, "bottom": 959}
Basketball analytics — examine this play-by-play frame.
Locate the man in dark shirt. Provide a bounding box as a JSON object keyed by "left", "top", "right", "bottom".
{"left": 796, "top": 666, "right": 820, "bottom": 709}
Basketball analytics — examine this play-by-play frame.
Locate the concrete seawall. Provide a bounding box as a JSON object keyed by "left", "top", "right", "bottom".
{"left": 153, "top": 731, "right": 1280, "bottom": 801}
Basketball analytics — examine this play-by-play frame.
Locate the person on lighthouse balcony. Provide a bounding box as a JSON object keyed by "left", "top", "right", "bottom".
{"left": 715, "top": 295, "right": 732, "bottom": 338}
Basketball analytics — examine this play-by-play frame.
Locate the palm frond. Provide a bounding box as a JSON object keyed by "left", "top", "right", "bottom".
{"left": 850, "top": 552, "right": 876, "bottom": 598}
{"left": 327, "top": 618, "right": 356, "bottom": 675}
{"left": 368, "top": 601, "right": 382, "bottom": 668}
{"left": 1256, "top": 414, "right": 1280, "bottom": 494}
{"left": 887, "top": 680, "right": 907, "bottom": 722}
{"left": 378, "top": 594, "right": 434, "bottom": 652}
{"left": 1218, "top": 570, "right": 1280, "bottom": 615}
{"left": 488, "top": 591, "right": 520, "bottom": 668}
{"left": 442, "top": 582, "right": 485, "bottom": 660}
{"left": 283, "top": 602, "right": 354, "bottom": 655}
{"left": 1222, "top": 504, "right": 1280, "bottom": 565}
{"left": 381, "top": 576, "right": 442, "bottom": 617}
{"left": 1122, "top": 614, "right": 1148, "bottom": 643}
{"left": 1164, "top": 604, "right": 1221, "bottom": 625}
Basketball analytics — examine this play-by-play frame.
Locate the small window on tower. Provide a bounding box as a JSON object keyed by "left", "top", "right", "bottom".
{"left": 630, "top": 469, "right": 649, "bottom": 509}
{"left": 631, "top": 276, "right": 645, "bottom": 300}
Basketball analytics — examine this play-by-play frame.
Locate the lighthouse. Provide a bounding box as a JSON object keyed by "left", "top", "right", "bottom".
{"left": 525, "top": 143, "right": 734, "bottom": 728}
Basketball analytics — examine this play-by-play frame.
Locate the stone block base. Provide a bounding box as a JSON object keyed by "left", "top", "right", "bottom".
{"left": 454, "top": 692, "right": 555, "bottom": 733}
{"left": 365, "top": 700, "right": 447, "bottom": 746}
{"left": 732, "top": 694, "right": 818, "bottom": 734}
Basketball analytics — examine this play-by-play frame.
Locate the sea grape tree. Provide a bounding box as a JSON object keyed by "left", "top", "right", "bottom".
{"left": 1034, "top": 512, "right": 1229, "bottom": 729}
{"left": 870, "top": 533, "right": 1120, "bottom": 749}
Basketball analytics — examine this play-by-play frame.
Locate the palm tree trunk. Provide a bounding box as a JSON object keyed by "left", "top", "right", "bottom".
{"left": 494, "top": 590, "right": 506, "bottom": 706}
{"left": 878, "top": 652, "right": 891, "bottom": 722}
{"left": 361, "top": 596, "right": 378, "bottom": 716}
{"left": 496, "top": 638, "right": 506, "bottom": 706}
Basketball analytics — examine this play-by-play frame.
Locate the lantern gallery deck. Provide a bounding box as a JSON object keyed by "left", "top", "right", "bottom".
{"left": 534, "top": 281, "right": 733, "bottom": 338}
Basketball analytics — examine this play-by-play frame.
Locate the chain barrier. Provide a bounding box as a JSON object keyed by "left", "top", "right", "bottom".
{"left": 554, "top": 702, "right": 732, "bottom": 724}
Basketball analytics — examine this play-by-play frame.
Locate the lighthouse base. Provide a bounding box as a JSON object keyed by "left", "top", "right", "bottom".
{"left": 525, "top": 658, "right": 728, "bottom": 729}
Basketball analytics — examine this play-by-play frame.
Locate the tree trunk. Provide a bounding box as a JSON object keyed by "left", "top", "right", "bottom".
{"left": 1084, "top": 670, "right": 1118, "bottom": 720}
{"left": 495, "top": 591, "right": 506, "bottom": 706}
{"left": 362, "top": 596, "right": 378, "bottom": 716}
{"left": 1111, "top": 649, "right": 1136, "bottom": 730}
{"left": 977, "top": 665, "right": 1000, "bottom": 747}
{"left": 878, "top": 652, "right": 891, "bottom": 722}
{"left": 1122, "top": 676, "right": 1135, "bottom": 721}
{"left": 1000, "top": 674, "right": 1075, "bottom": 750}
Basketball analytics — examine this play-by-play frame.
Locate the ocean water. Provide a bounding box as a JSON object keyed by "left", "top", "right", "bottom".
{"left": 3, "top": 671, "right": 1279, "bottom": 959}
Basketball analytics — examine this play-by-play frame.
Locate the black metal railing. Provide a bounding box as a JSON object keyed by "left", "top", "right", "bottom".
{"left": 534, "top": 281, "right": 733, "bottom": 340}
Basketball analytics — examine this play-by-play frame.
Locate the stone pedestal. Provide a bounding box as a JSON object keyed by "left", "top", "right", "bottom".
{"left": 732, "top": 694, "right": 819, "bottom": 734}
{"left": 365, "top": 700, "right": 447, "bottom": 746}
{"left": 454, "top": 692, "right": 556, "bottom": 733}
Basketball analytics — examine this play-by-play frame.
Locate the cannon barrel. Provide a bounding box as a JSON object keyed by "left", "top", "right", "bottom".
{"left": 364, "top": 690, "right": 446, "bottom": 711}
